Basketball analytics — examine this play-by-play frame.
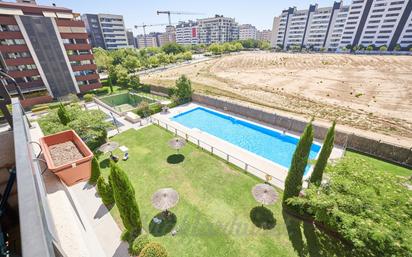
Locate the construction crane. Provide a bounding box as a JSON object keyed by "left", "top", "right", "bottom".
{"left": 134, "top": 23, "right": 170, "bottom": 48}
{"left": 156, "top": 11, "right": 204, "bottom": 26}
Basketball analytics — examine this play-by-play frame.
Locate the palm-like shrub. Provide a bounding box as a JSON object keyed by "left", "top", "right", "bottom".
{"left": 110, "top": 162, "right": 142, "bottom": 242}
{"left": 96, "top": 176, "right": 114, "bottom": 206}
{"left": 129, "top": 234, "right": 152, "bottom": 256}
{"left": 140, "top": 242, "right": 168, "bottom": 257}
{"left": 282, "top": 119, "right": 314, "bottom": 206}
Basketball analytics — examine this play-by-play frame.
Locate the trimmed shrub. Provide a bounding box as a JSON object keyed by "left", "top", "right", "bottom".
{"left": 96, "top": 176, "right": 114, "bottom": 206}
{"left": 149, "top": 103, "right": 162, "bottom": 115}
{"left": 89, "top": 87, "right": 109, "bottom": 95}
{"left": 282, "top": 119, "right": 314, "bottom": 206}
{"left": 110, "top": 162, "right": 142, "bottom": 242}
{"left": 140, "top": 242, "right": 168, "bottom": 257}
{"left": 129, "top": 234, "right": 152, "bottom": 256}
{"left": 89, "top": 157, "right": 101, "bottom": 184}
{"left": 309, "top": 121, "right": 335, "bottom": 185}
{"left": 135, "top": 101, "right": 150, "bottom": 117}
{"left": 83, "top": 93, "right": 95, "bottom": 102}
{"left": 141, "top": 84, "right": 151, "bottom": 93}
{"left": 167, "top": 101, "right": 179, "bottom": 109}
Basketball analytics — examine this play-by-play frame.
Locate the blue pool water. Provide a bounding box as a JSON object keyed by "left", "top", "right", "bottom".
{"left": 172, "top": 107, "right": 321, "bottom": 172}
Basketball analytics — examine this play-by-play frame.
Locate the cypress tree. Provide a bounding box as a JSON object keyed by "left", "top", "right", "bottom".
{"left": 97, "top": 176, "right": 114, "bottom": 206}
{"left": 57, "top": 103, "right": 70, "bottom": 125}
{"left": 310, "top": 121, "right": 336, "bottom": 185}
{"left": 89, "top": 157, "right": 101, "bottom": 184}
{"left": 283, "top": 119, "right": 314, "bottom": 205}
{"left": 110, "top": 162, "right": 142, "bottom": 242}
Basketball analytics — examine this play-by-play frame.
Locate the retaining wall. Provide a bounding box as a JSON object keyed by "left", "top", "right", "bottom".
{"left": 191, "top": 94, "right": 412, "bottom": 168}
{"left": 21, "top": 95, "right": 53, "bottom": 108}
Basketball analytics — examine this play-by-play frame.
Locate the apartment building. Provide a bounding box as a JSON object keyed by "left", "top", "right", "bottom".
{"left": 272, "top": 0, "right": 412, "bottom": 51}
{"left": 176, "top": 20, "right": 199, "bottom": 45}
{"left": 158, "top": 25, "right": 176, "bottom": 46}
{"left": 81, "top": 13, "right": 105, "bottom": 48}
{"left": 304, "top": 2, "right": 349, "bottom": 50}
{"left": 197, "top": 15, "right": 239, "bottom": 44}
{"left": 0, "top": 1, "right": 101, "bottom": 105}
{"left": 273, "top": 2, "right": 349, "bottom": 50}
{"left": 257, "top": 29, "right": 272, "bottom": 41}
{"left": 337, "top": 0, "right": 412, "bottom": 50}
{"left": 239, "top": 24, "right": 257, "bottom": 40}
{"left": 126, "top": 29, "right": 136, "bottom": 48}
{"left": 136, "top": 32, "right": 159, "bottom": 48}
{"left": 82, "top": 13, "right": 129, "bottom": 50}
{"left": 271, "top": 16, "right": 281, "bottom": 47}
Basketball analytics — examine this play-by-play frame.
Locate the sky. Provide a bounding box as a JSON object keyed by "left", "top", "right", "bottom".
{"left": 37, "top": 0, "right": 338, "bottom": 34}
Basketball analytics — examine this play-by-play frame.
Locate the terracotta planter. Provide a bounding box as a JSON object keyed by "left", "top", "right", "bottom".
{"left": 40, "top": 130, "right": 93, "bottom": 186}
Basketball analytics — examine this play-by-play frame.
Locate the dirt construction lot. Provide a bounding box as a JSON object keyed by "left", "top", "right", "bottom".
{"left": 141, "top": 52, "right": 412, "bottom": 144}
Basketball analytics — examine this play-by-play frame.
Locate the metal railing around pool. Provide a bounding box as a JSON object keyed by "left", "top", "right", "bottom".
{"left": 149, "top": 116, "right": 285, "bottom": 188}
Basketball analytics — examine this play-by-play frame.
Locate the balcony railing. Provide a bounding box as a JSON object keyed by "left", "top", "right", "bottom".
{"left": 11, "top": 98, "right": 65, "bottom": 257}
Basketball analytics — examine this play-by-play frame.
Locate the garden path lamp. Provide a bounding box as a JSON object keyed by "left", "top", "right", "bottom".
{"left": 252, "top": 184, "right": 278, "bottom": 206}
{"left": 168, "top": 137, "right": 186, "bottom": 153}
{"left": 98, "top": 141, "right": 120, "bottom": 161}
{"left": 151, "top": 188, "right": 179, "bottom": 215}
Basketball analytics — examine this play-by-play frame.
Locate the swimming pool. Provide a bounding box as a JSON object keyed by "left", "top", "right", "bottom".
{"left": 172, "top": 107, "right": 321, "bottom": 173}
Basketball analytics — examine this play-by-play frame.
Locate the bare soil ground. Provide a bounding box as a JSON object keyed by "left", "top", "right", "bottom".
{"left": 50, "top": 141, "right": 83, "bottom": 167}
{"left": 141, "top": 52, "right": 412, "bottom": 144}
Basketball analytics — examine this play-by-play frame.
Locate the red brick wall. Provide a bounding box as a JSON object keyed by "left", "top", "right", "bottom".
{"left": 20, "top": 95, "right": 53, "bottom": 108}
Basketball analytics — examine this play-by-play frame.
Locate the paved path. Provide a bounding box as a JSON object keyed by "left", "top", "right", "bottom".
{"left": 70, "top": 182, "right": 129, "bottom": 257}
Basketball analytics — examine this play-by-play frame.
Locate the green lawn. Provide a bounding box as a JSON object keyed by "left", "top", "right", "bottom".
{"left": 345, "top": 151, "right": 411, "bottom": 177}
{"left": 98, "top": 125, "right": 352, "bottom": 257}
